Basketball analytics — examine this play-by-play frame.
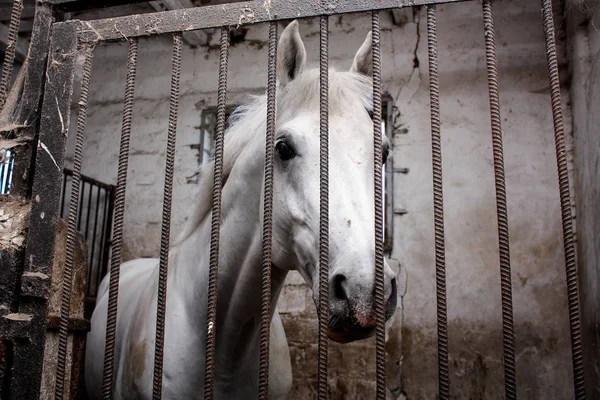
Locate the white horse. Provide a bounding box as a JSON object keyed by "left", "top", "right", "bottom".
{"left": 84, "top": 20, "right": 398, "bottom": 399}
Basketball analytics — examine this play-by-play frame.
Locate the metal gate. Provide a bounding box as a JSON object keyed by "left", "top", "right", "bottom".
{"left": 0, "top": 0, "right": 586, "bottom": 399}
{"left": 59, "top": 169, "right": 115, "bottom": 309}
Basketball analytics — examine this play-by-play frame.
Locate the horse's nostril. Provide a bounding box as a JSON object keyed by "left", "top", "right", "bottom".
{"left": 330, "top": 274, "right": 348, "bottom": 302}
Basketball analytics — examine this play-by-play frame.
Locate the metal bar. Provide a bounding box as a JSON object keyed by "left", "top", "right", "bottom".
{"left": 64, "top": 167, "right": 116, "bottom": 191}
{"left": 54, "top": 45, "right": 94, "bottom": 400}
{"left": 11, "top": 21, "right": 79, "bottom": 400}
{"left": 481, "top": 2, "right": 516, "bottom": 398}
{"left": 426, "top": 6, "right": 449, "bottom": 399}
{"left": 258, "top": 20, "right": 277, "bottom": 400}
{"left": 88, "top": 185, "right": 102, "bottom": 297}
{"left": 0, "top": 22, "right": 30, "bottom": 63}
{"left": 102, "top": 38, "right": 138, "bottom": 400}
{"left": 85, "top": 177, "right": 95, "bottom": 237}
{"left": 60, "top": 173, "right": 68, "bottom": 218}
{"left": 541, "top": 0, "right": 585, "bottom": 397}
{"left": 3, "top": 152, "right": 14, "bottom": 193}
{"left": 203, "top": 26, "right": 229, "bottom": 400}
{"left": 317, "top": 14, "right": 329, "bottom": 400}
{"left": 0, "top": 0, "right": 23, "bottom": 109}
{"left": 77, "top": 181, "right": 86, "bottom": 231}
{"left": 101, "top": 187, "right": 116, "bottom": 280}
{"left": 96, "top": 189, "right": 109, "bottom": 297}
{"left": 0, "top": 160, "right": 6, "bottom": 192}
{"left": 48, "top": 0, "right": 249, "bottom": 13}
{"left": 372, "top": 11, "right": 386, "bottom": 400}
{"left": 152, "top": 32, "right": 182, "bottom": 400}
{"left": 72, "top": 0, "right": 469, "bottom": 44}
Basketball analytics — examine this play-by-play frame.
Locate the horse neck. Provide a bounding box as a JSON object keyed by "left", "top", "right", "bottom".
{"left": 170, "top": 147, "right": 289, "bottom": 339}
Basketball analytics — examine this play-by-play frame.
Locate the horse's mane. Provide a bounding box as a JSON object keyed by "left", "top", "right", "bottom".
{"left": 173, "top": 67, "right": 373, "bottom": 246}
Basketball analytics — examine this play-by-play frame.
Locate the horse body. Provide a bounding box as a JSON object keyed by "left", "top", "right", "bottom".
{"left": 85, "top": 20, "right": 398, "bottom": 399}
{"left": 85, "top": 136, "right": 292, "bottom": 399}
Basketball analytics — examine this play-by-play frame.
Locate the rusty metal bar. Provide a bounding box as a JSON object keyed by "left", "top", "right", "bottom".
{"left": 371, "top": 10, "right": 386, "bottom": 400}
{"left": 11, "top": 20, "right": 78, "bottom": 400}
{"left": 258, "top": 20, "right": 277, "bottom": 400}
{"left": 73, "top": 0, "right": 469, "bottom": 44}
{"left": 102, "top": 38, "right": 138, "bottom": 400}
{"left": 152, "top": 32, "right": 182, "bottom": 400}
{"left": 0, "top": 0, "right": 23, "bottom": 110}
{"left": 53, "top": 45, "right": 94, "bottom": 400}
{"left": 317, "top": 14, "right": 329, "bottom": 400}
{"left": 204, "top": 26, "right": 229, "bottom": 400}
{"left": 540, "top": 0, "right": 585, "bottom": 398}
{"left": 426, "top": 6, "right": 450, "bottom": 399}
{"left": 481, "top": 1, "right": 516, "bottom": 398}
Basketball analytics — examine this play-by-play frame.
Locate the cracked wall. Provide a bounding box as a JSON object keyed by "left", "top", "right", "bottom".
{"left": 65, "top": 1, "right": 578, "bottom": 398}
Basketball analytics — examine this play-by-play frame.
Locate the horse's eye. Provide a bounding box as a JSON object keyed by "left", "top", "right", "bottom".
{"left": 276, "top": 141, "right": 295, "bottom": 161}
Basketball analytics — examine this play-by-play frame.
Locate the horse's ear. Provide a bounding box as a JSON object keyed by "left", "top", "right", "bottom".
{"left": 277, "top": 20, "right": 307, "bottom": 85}
{"left": 350, "top": 31, "right": 373, "bottom": 76}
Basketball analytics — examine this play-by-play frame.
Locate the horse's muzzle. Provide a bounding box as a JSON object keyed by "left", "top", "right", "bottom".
{"left": 316, "top": 275, "right": 398, "bottom": 343}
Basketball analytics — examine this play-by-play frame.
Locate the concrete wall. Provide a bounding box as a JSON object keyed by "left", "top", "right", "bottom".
{"left": 566, "top": 1, "right": 600, "bottom": 398}
{"left": 67, "top": 1, "right": 580, "bottom": 398}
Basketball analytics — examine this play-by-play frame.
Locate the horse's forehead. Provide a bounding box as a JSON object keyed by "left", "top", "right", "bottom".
{"left": 282, "top": 113, "right": 370, "bottom": 145}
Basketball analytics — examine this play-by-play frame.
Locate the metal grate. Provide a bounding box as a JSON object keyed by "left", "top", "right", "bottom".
{"left": 59, "top": 169, "right": 115, "bottom": 303}
{"left": 1, "top": 0, "right": 586, "bottom": 399}
{"left": 0, "top": 149, "right": 14, "bottom": 194}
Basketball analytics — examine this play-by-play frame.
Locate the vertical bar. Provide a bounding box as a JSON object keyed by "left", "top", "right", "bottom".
{"left": 0, "top": 160, "right": 6, "bottom": 193}
{"left": 371, "top": 11, "right": 386, "bottom": 400}
{"left": 11, "top": 21, "right": 78, "bottom": 400}
{"left": 317, "top": 14, "right": 329, "bottom": 400}
{"left": 4, "top": 154, "right": 14, "bottom": 193}
{"left": 77, "top": 181, "right": 86, "bottom": 231}
{"left": 258, "top": 20, "right": 278, "bottom": 400}
{"left": 481, "top": 3, "right": 517, "bottom": 398}
{"left": 60, "top": 173, "right": 68, "bottom": 218}
{"left": 203, "top": 26, "right": 229, "bottom": 400}
{"left": 94, "top": 190, "right": 108, "bottom": 297}
{"left": 152, "top": 32, "right": 182, "bottom": 400}
{"left": 54, "top": 45, "right": 94, "bottom": 400}
{"left": 88, "top": 185, "right": 102, "bottom": 297}
{"left": 541, "top": 1, "right": 585, "bottom": 398}
{"left": 101, "top": 187, "right": 116, "bottom": 280}
{"left": 102, "top": 38, "right": 138, "bottom": 400}
{"left": 0, "top": 0, "right": 23, "bottom": 109}
{"left": 426, "top": 6, "right": 449, "bottom": 399}
{"left": 85, "top": 179, "right": 94, "bottom": 238}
